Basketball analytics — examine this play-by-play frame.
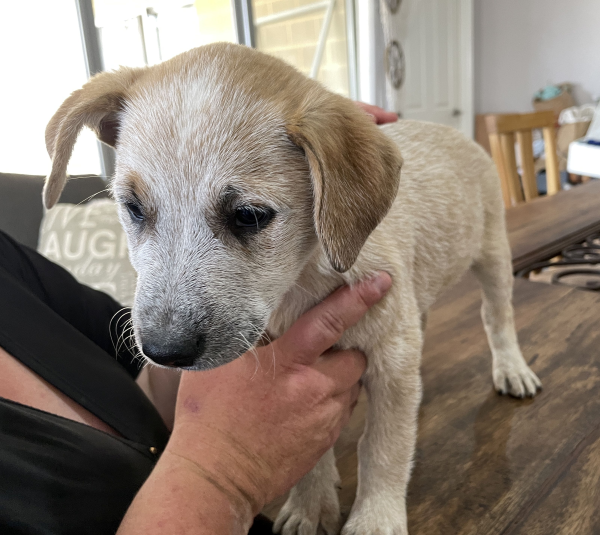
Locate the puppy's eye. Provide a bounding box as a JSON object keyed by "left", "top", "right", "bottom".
{"left": 235, "top": 206, "right": 273, "bottom": 230}
{"left": 125, "top": 202, "right": 144, "bottom": 222}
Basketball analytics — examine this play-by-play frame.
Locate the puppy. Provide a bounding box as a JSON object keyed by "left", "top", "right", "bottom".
{"left": 44, "top": 43, "right": 541, "bottom": 535}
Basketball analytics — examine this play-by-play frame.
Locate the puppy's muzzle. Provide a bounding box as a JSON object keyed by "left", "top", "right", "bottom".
{"left": 142, "top": 334, "right": 206, "bottom": 368}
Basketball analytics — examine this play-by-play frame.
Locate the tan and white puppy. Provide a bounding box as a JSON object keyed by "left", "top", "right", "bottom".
{"left": 44, "top": 43, "right": 541, "bottom": 535}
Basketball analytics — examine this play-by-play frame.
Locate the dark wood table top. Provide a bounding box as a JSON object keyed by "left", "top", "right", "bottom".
{"left": 405, "top": 275, "right": 600, "bottom": 534}
{"left": 264, "top": 276, "right": 600, "bottom": 533}
{"left": 508, "top": 179, "right": 600, "bottom": 272}
{"left": 265, "top": 183, "right": 600, "bottom": 532}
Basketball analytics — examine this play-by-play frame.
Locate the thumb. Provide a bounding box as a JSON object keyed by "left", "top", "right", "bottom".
{"left": 274, "top": 271, "right": 392, "bottom": 366}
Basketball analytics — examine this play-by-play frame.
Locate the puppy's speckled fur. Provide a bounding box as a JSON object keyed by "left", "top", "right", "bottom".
{"left": 45, "top": 43, "right": 541, "bottom": 535}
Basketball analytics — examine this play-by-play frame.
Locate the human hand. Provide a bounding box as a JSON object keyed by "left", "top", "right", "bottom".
{"left": 355, "top": 102, "right": 398, "bottom": 124}
{"left": 165, "top": 272, "right": 392, "bottom": 516}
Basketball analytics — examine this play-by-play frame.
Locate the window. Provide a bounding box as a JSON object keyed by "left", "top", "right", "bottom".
{"left": 252, "top": 0, "right": 355, "bottom": 97}
{"left": 0, "top": 0, "right": 359, "bottom": 178}
{"left": 93, "top": 0, "right": 236, "bottom": 70}
{"left": 94, "top": 0, "right": 355, "bottom": 96}
{"left": 0, "top": 1, "right": 101, "bottom": 176}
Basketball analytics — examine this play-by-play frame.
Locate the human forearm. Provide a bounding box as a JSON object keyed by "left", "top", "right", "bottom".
{"left": 117, "top": 449, "right": 254, "bottom": 535}
{"left": 136, "top": 366, "right": 181, "bottom": 430}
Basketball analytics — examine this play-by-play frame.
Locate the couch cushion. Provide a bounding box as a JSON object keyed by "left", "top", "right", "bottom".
{"left": 37, "top": 200, "right": 137, "bottom": 306}
{"left": 0, "top": 173, "right": 109, "bottom": 249}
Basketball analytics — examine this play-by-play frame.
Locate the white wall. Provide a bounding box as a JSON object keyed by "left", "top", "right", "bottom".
{"left": 474, "top": 0, "right": 600, "bottom": 114}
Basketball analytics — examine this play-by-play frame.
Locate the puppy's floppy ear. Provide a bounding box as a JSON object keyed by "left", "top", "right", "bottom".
{"left": 287, "top": 95, "right": 403, "bottom": 272}
{"left": 44, "top": 67, "right": 146, "bottom": 209}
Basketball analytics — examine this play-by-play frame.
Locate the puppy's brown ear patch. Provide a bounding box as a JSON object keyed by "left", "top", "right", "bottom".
{"left": 288, "top": 96, "right": 403, "bottom": 272}
{"left": 44, "top": 67, "right": 146, "bottom": 209}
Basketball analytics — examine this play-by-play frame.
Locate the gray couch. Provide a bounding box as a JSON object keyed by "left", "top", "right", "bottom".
{"left": 0, "top": 173, "right": 109, "bottom": 249}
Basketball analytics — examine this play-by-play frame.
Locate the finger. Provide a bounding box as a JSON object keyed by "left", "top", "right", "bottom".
{"left": 313, "top": 349, "right": 366, "bottom": 396}
{"left": 275, "top": 272, "right": 392, "bottom": 366}
{"left": 375, "top": 110, "right": 400, "bottom": 125}
{"left": 354, "top": 101, "right": 376, "bottom": 114}
{"left": 349, "top": 382, "right": 361, "bottom": 410}
{"left": 333, "top": 388, "right": 358, "bottom": 431}
{"left": 355, "top": 102, "right": 398, "bottom": 125}
{"left": 336, "top": 382, "right": 362, "bottom": 420}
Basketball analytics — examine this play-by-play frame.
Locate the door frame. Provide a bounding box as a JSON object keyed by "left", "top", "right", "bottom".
{"left": 458, "top": 0, "right": 474, "bottom": 138}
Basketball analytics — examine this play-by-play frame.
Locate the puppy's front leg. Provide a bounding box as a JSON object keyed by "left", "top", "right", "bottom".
{"left": 274, "top": 448, "right": 341, "bottom": 535}
{"left": 343, "top": 326, "right": 423, "bottom": 535}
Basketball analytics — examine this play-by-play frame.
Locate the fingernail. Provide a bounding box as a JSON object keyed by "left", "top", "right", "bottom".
{"left": 371, "top": 271, "right": 392, "bottom": 295}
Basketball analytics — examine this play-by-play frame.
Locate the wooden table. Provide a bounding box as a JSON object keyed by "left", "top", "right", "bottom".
{"left": 264, "top": 184, "right": 600, "bottom": 534}
{"left": 508, "top": 179, "right": 600, "bottom": 272}
{"left": 266, "top": 277, "right": 600, "bottom": 533}
{"left": 406, "top": 276, "right": 599, "bottom": 534}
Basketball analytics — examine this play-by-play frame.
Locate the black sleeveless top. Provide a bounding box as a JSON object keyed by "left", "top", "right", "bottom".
{"left": 0, "top": 230, "right": 170, "bottom": 534}
{"left": 0, "top": 231, "right": 273, "bottom": 535}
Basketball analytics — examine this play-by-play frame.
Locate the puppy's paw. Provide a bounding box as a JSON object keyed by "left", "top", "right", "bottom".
{"left": 273, "top": 485, "right": 341, "bottom": 535}
{"left": 342, "top": 501, "right": 407, "bottom": 535}
{"left": 493, "top": 359, "right": 542, "bottom": 398}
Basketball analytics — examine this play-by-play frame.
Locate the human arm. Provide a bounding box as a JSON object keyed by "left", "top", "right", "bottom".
{"left": 117, "top": 272, "right": 392, "bottom": 534}
{"left": 135, "top": 365, "right": 181, "bottom": 430}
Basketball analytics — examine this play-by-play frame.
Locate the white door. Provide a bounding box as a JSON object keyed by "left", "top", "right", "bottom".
{"left": 402, "top": 0, "right": 461, "bottom": 127}
{"left": 358, "top": 0, "right": 473, "bottom": 138}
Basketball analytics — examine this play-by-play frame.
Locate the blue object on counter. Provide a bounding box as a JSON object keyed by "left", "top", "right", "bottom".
{"left": 586, "top": 139, "right": 600, "bottom": 146}
{"left": 534, "top": 84, "right": 562, "bottom": 101}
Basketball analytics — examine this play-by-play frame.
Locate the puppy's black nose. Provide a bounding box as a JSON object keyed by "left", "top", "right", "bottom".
{"left": 142, "top": 335, "right": 206, "bottom": 368}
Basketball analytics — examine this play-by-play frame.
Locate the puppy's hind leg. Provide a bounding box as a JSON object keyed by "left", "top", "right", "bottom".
{"left": 471, "top": 212, "right": 542, "bottom": 398}
{"left": 273, "top": 448, "right": 342, "bottom": 535}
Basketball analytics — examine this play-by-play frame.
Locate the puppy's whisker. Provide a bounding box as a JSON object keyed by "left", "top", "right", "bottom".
{"left": 116, "top": 319, "right": 134, "bottom": 355}
{"left": 136, "top": 352, "right": 148, "bottom": 370}
{"left": 109, "top": 307, "right": 132, "bottom": 356}
{"left": 293, "top": 283, "right": 319, "bottom": 301}
{"left": 237, "top": 331, "right": 260, "bottom": 378}
{"left": 123, "top": 328, "right": 138, "bottom": 354}
{"left": 249, "top": 322, "right": 276, "bottom": 378}
{"left": 77, "top": 188, "right": 112, "bottom": 206}
{"left": 119, "top": 324, "right": 138, "bottom": 361}
{"left": 115, "top": 323, "right": 129, "bottom": 356}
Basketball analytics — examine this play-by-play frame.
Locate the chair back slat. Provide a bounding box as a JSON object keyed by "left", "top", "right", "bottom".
{"left": 488, "top": 133, "right": 512, "bottom": 207}
{"left": 516, "top": 130, "right": 538, "bottom": 201}
{"left": 485, "top": 111, "right": 561, "bottom": 207}
{"left": 543, "top": 126, "right": 561, "bottom": 195}
{"left": 499, "top": 132, "right": 525, "bottom": 204}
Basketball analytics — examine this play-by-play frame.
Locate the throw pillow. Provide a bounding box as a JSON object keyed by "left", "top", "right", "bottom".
{"left": 38, "top": 199, "right": 137, "bottom": 306}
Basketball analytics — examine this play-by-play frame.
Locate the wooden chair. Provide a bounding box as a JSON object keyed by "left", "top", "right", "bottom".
{"left": 485, "top": 111, "right": 561, "bottom": 208}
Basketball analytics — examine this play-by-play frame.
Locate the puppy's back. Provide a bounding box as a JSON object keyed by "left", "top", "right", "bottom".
{"left": 377, "top": 120, "right": 503, "bottom": 308}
